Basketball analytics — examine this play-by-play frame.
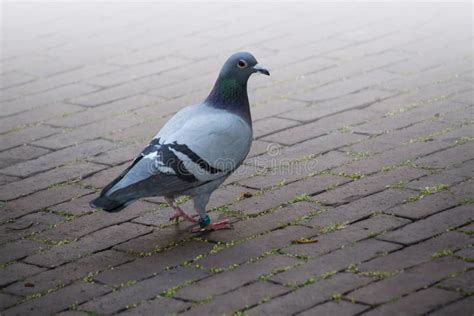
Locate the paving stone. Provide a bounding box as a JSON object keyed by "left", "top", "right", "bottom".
{"left": 96, "top": 241, "right": 213, "bottom": 285}
{"left": 334, "top": 140, "right": 453, "bottom": 175}
{"left": 0, "top": 262, "right": 46, "bottom": 287}
{"left": 207, "top": 202, "right": 319, "bottom": 243}
{"left": 314, "top": 167, "right": 426, "bottom": 205}
{"left": 80, "top": 267, "right": 208, "bottom": 314}
{"left": 196, "top": 226, "right": 314, "bottom": 270}
{"left": 119, "top": 296, "right": 190, "bottom": 316}
{"left": 305, "top": 189, "right": 412, "bottom": 228}
{"left": 284, "top": 214, "right": 410, "bottom": 258}
{"left": 440, "top": 269, "right": 474, "bottom": 292}
{"left": 40, "top": 200, "right": 159, "bottom": 241}
{"left": 415, "top": 142, "right": 474, "bottom": 168}
{"left": 0, "top": 239, "right": 44, "bottom": 265}
{"left": 262, "top": 110, "right": 377, "bottom": 145}
{"left": 298, "top": 300, "right": 369, "bottom": 316}
{"left": 0, "top": 145, "right": 50, "bottom": 169}
{"left": 456, "top": 247, "right": 474, "bottom": 260}
{"left": 182, "top": 281, "right": 289, "bottom": 315}
{"left": 386, "top": 191, "right": 461, "bottom": 219}
{"left": 2, "top": 282, "right": 110, "bottom": 316}
{"left": 24, "top": 223, "right": 152, "bottom": 267}
{"left": 0, "top": 125, "right": 59, "bottom": 151}
{"left": 176, "top": 255, "right": 299, "bottom": 301}
{"left": 430, "top": 296, "right": 474, "bottom": 316}
{"left": 0, "top": 164, "right": 96, "bottom": 202}
{"left": 363, "top": 287, "right": 460, "bottom": 316}
{"left": 33, "top": 115, "right": 144, "bottom": 149}
{"left": 253, "top": 117, "right": 300, "bottom": 138}
{"left": 0, "top": 211, "right": 64, "bottom": 244}
{"left": 359, "top": 232, "right": 473, "bottom": 273}
{"left": 0, "top": 139, "right": 114, "bottom": 178}
{"left": 0, "top": 83, "right": 98, "bottom": 117}
{"left": 0, "top": 292, "right": 21, "bottom": 311}
{"left": 271, "top": 239, "right": 401, "bottom": 286}
{"left": 47, "top": 193, "right": 97, "bottom": 216}
{"left": 247, "top": 273, "right": 372, "bottom": 316}
{"left": 250, "top": 132, "right": 365, "bottom": 169}
{"left": 87, "top": 143, "right": 142, "bottom": 166}
{"left": 281, "top": 89, "right": 393, "bottom": 122}
{"left": 380, "top": 204, "right": 474, "bottom": 245}
{"left": 233, "top": 175, "right": 345, "bottom": 215}
{"left": 5, "top": 250, "right": 132, "bottom": 297}
{"left": 47, "top": 94, "right": 164, "bottom": 128}
{"left": 0, "top": 184, "right": 93, "bottom": 221}
{"left": 349, "top": 257, "right": 468, "bottom": 305}
{"left": 0, "top": 174, "right": 19, "bottom": 186}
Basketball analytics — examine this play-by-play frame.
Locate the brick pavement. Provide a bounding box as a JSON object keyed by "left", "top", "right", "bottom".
{"left": 1, "top": 2, "right": 473, "bottom": 315}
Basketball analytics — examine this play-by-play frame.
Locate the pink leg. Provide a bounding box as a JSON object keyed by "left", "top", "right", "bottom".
{"left": 166, "top": 198, "right": 196, "bottom": 223}
{"left": 191, "top": 218, "right": 231, "bottom": 233}
{"left": 208, "top": 219, "right": 231, "bottom": 230}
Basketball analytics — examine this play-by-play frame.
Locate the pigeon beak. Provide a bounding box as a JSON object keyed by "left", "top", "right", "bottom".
{"left": 253, "top": 64, "right": 270, "bottom": 76}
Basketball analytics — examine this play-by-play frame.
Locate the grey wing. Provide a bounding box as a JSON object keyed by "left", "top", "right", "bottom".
{"left": 101, "top": 140, "right": 206, "bottom": 203}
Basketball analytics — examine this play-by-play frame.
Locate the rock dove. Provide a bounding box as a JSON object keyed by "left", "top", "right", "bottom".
{"left": 90, "top": 52, "right": 269, "bottom": 231}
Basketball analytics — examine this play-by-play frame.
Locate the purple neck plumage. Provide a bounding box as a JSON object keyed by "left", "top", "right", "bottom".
{"left": 205, "top": 75, "right": 252, "bottom": 125}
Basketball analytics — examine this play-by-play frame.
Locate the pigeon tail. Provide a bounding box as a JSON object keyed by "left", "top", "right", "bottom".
{"left": 89, "top": 195, "right": 130, "bottom": 213}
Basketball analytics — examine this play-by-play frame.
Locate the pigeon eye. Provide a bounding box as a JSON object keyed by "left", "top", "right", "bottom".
{"left": 237, "top": 60, "right": 248, "bottom": 68}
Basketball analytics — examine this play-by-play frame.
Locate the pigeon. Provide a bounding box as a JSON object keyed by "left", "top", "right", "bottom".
{"left": 90, "top": 52, "right": 269, "bottom": 231}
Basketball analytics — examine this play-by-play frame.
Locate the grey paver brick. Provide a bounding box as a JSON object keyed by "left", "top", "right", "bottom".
{"left": 182, "top": 281, "right": 290, "bottom": 315}
{"left": 271, "top": 239, "right": 401, "bottom": 285}
{"left": 440, "top": 269, "right": 474, "bottom": 292}
{"left": 429, "top": 296, "right": 474, "bottom": 316}
{"left": 380, "top": 204, "right": 474, "bottom": 245}
{"left": 0, "top": 164, "right": 98, "bottom": 201}
{"left": 80, "top": 267, "right": 208, "bottom": 314}
{"left": 2, "top": 282, "right": 110, "bottom": 316}
{"left": 363, "top": 287, "right": 460, "bottom": 316}
{"left": 247, "top": 273, "right": 372, "bottom": 316}
{"left": 348, "top": 257, "right": 469, "bottom": 305}
{"left": 5, "top": 250, "right": 132, "bottom": 297}
{"left": 96, "top": 240, "right": 213, "bottom": 285}
{"left": 359, "top": 231, "right": 472, "bottom": 273}
{"left": 0, "top": 262, "right": 46, "bottom": 287}
{"left": 24, "top": 223, "right": 152, "bottom": 267}
{"left": 119, "top": 296, "right": 190, "bottom": 316}
{"left": 298, "top": 300, "right": 369, "bottom": 316}
{"left": 176, "top": 255, "right": 299, "bottom": 301}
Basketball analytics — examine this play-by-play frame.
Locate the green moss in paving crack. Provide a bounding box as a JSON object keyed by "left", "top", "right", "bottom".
{"left": 386, "top": 181, "right": 406, "bottom": 190}
{"left": 291, "top": 193, "right": 312, "bottom": 203}
{"left": 462, "top": 198, "right": 474, "bottom": 205}
{"left": 332, "top": 292, "right": 342, "bottom": 301}
{"left": 404, "top": 184, "right": 450, "bottom": 203}
{"left": 349, "top": 151, "right": 371, "bottom": 161}
{"left": 0, "top": 260, "right": 17, "bottom": 269}
{"left": 345, "top": 264, "right": 359, "bottom": 273}
{"left": 82, "top": 271, "right": 99, "bottom": 283}
{"left": 454, "top": 136, "right": 474, "bottom": 145}
{"left": 321, "top": 270, "right": 337, "bottom": 280}
{"left": 162, "top": 279, "right": 195, "bottom": 298}
{"left": 113, "top": 280, "right": 137, "bottom": 291}
{"left": 320, "top": 222, "right": 348, "bottom": 234}
{"left": 335, "top": 171, "right": 365, "bottom": 180}
{"left": 361, "top": 271, "right": 397, "bottom": 280}
{"left": 432, "top": 249, "right": 455, "bottom": 259}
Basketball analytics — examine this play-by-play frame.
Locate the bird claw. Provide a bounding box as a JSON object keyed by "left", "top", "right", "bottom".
{"left": 169, "top": 210, "right": 197, "bottom": 223}
{"left": 190, "top": 219, "right": 231, "bottom": 233}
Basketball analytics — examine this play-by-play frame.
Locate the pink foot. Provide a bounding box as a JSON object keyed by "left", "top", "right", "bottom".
{"left": 169, "top": 208, "right": 197, "bottom": 223}
{"left": 191, "top": 219, "right": 231, "bottom": 233}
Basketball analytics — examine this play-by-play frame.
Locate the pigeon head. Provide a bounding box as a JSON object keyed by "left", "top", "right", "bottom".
{"left": 219, "top": 52, "right": 270, "bottom": 80}
{"left": 206, "top": 52, "right": 269, "bottom": 120}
